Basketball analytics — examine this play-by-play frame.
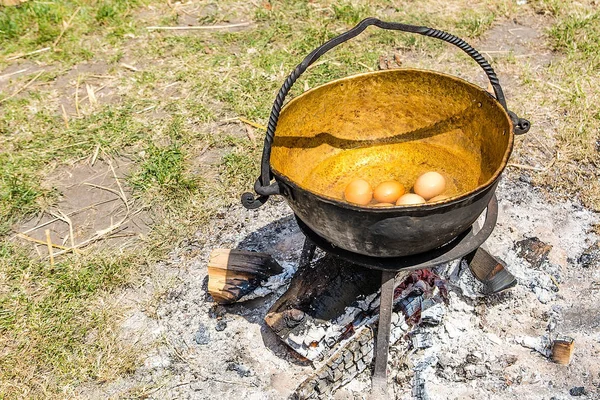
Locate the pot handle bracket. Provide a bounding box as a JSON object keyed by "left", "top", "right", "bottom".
{"left": 242, "top": 17, "right": 531, "bottom": 210}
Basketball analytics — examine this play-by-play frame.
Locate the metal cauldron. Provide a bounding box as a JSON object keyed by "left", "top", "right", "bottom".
{"left": 242, "top": 18, "right": 530, "bottom": 258}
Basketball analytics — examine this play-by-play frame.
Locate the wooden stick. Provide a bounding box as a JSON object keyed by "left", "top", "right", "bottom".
{"left": 546, "top": 272, "right": 560, "bottom": 289}
{"left": 53, "top": 6, "right": 81, "bottom": 48}
{"left": 120, "top": 63, "right": 139, "bottom": 72}
{"left": 75, "top": 74, "right": 81, "bottom": 117}
{"left": 243, "top": 123, "right": 256, "bottom": 146}
{"left": 45, "top": 229, "right": 55, "bottom": 266}
{"left": 306, "top": 59, "right": 342, "bottom": 71}
{"left": 507, "top": 153, "right": 557, "bottom": 172}
{"left": 61, "top": 233, "right": 70, "bottom": 246}
{"left": 0, "top": 71, "right": 43, "bottom": 104}
{"left": 83, "top": 182, "right": 122, "bottom": 197}
{"left": 546, "top": 81, "right": 570, "bottom": 94}
{"left": 50, "top": 217, "right": 124, "bottom": 257}
{"left": 238, "top": 117, "right": 266, "bottom": 131}
{"left": 56, "top": 210, "right": 76, "bottom": 250}
{"left": 61, "top": 104, "right": 70, "bottom": 129}
{"left": 357, "top": 61, "right": 374, "bottom": 72}
{"left": 0, "top": 68, "right": 29, "bottom": 80}
{"left": 135, "top": 105, "right": 156, "bottom": 114}
{"left": 107, "top": 158, "right": 130, "bottom": 214}
{"left": 6, "top": 47, "right": 51, "bottom": 61}
{"left": 18, "top": 198, "right": 119, "bottom": 235}
{"left": 147, "top": 22, "right": 251, "bottom": 31}
{"left": 90, "top": 143, "right": 101, "bottom": 166}
{"left": 17, "top": 233, "right": 74, "bottom": 251}
{"left": 79, "top": 83, "right": 106, "bottom": 103}
{"left": 85, "top": 83, "right": 98, "bottom": 105}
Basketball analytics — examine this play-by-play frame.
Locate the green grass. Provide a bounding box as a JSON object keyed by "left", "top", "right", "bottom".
{"left": 538, "top": 2, "right": 600, "bottom": 208}
{"left": 550, "top": 12, "right": 600, "bottom": 66}
{"left": 332, "top": 1, "right": 372, "bottom": 25}
{"left": 222, "top": 149, "right": 260, "bottom": 192}
{"left": 0, "top": 242, "right": 142, "bottom": 398}
{"left": 130, "top": 142, "right": 199, "bottom": 200}
{"left": 0, "top": 0, "right": 144, "bottom": 65}
{"left": 456, "top": 10, "right": 496, "bottom": 38}
{"left": 0, "top": 166, "right": 51, "bottom": 235}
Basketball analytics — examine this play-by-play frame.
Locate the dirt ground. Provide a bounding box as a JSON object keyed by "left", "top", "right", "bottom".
{"left": 18, "top": 157, "right": 150, "bottom": 255}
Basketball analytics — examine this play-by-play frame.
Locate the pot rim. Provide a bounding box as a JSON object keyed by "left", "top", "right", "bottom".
{"left": 270, "top": 68, "right": 514, "bottom": 212}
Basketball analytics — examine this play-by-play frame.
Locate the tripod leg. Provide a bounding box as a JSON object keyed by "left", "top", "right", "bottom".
{"left": 371, "top": 270, "right": 395, "bottom": 398}
{"left": 299, "top": 238, "right": 317, "bottom": 269}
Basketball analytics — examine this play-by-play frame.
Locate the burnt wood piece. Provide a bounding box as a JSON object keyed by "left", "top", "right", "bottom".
{"left": 515, "top": 237, "right": 553, "bottom": 269}
{"left": 265, "top": 254, "right": 382, "bottom": 344}
{"left": 551, "top": 336, "right": 575, "bottom": 365}
{"left": 293, "top": 324, "right": 377, "bottom": 400}
{"left": 465, "top": 247, "right": 517, "bottom": 294}
{"left": 208, "top": 249, "right": 283, "bottom": 304}
{"left": 291, "top": 269, "right": 441, "bottom": 399}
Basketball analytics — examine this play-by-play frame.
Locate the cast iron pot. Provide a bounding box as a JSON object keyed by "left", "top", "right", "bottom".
{"left": 242, "top": 18, "right": 530, "bottom": 258}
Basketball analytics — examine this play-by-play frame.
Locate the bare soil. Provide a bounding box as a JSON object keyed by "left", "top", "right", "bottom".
{"left": 16, "top": 157, "right": 150, "bottom": 254}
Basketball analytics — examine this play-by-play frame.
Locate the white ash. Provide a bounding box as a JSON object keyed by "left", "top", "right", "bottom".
{"left": 421, "top": 302, "right": 446, "bottom": 326}
{"left": 389, "top": 177, "right": 600, "bottom": 400}
{"left": 89, "top": 173, "right": 600, "bottom": 400}
{"left": 516, "top": 335, "right": 552, "bottom": 358}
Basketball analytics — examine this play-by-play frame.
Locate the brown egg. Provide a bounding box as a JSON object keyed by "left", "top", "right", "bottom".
{"left": 396, "top": 193, "right": 426, "bottom": 206}
{"left": 429, "top": 195, "right": 449, "bottom": 203}
{"left": 413, "top": 172, "right": 446, "bottom": 200}
{"left": 373, "top": 202, "right": 394, "bottom": 207}
{"left": 344, "top": 179, "right": 373, "bottom": 205}
{"left": 373, "top": 180, "right": 405, "bottom": 203}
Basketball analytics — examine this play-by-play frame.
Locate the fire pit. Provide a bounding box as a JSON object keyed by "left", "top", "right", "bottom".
{"left": 240, "top": 17, "right": 530, "bottom": 397}
{"left": 292, "top": 197, "right": 503, "bottom": 396}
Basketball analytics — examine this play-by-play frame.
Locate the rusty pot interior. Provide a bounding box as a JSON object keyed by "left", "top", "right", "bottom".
{"left": 270, "top": 69, "right": 513, "bottom": 205}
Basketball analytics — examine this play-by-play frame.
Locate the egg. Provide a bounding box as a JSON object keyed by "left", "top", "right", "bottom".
{"left": 396, "top": 193, "right": 426, "bottom": 205}
{"left": 344, "top": 179, "right": 373, "bottom": 205}
{"left": 429, "top": 195, "right": 449, "bottom": 203}
{"left": 373, "top": 180, "right": 405, "bottom": 203}
{"left": 373, "top": 202, "right": 394, "bottom": 207}
{"left": 413, "top": 171, "right": 446, "bottom": 200}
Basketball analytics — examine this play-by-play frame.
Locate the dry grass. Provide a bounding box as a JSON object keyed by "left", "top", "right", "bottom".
{"left": 531, "top": 0, "right": 600, "bottom": 209}
{"left": 1, "top": 0, "right": 599, "bottom": 398}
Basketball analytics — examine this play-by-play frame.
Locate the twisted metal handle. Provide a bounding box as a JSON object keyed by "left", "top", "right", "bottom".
{"left": 241, "top": 17, "right": 530, "bottom": 210}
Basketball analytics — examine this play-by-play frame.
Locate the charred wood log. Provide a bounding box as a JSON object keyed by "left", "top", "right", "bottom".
{"left": 291, "top": 269, "right": 447, "bottom": 399}
{"left": 265, "top": 255, "right": 382, "bottom": 360}
{"left": 264, "top": 255, "right": 447, "bottom": 399}
{"left": 465, "top": 247, "right": 517, "bottom": 294}
{"left": 292, "top": 323, "right": 377, "bottom": 399}
{"left": 208, "top": 249, "right": 284, "bottom": 304}
{"left": 515, "top": 237, "right": 553, "bottom": 269}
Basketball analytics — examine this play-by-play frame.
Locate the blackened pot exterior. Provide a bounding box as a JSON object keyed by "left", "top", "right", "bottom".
{"left": 275, "top": 173, "right": 499, "bottom": 258}
{"left": 240, "top": 19, "right": 531, "bottom": 257}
